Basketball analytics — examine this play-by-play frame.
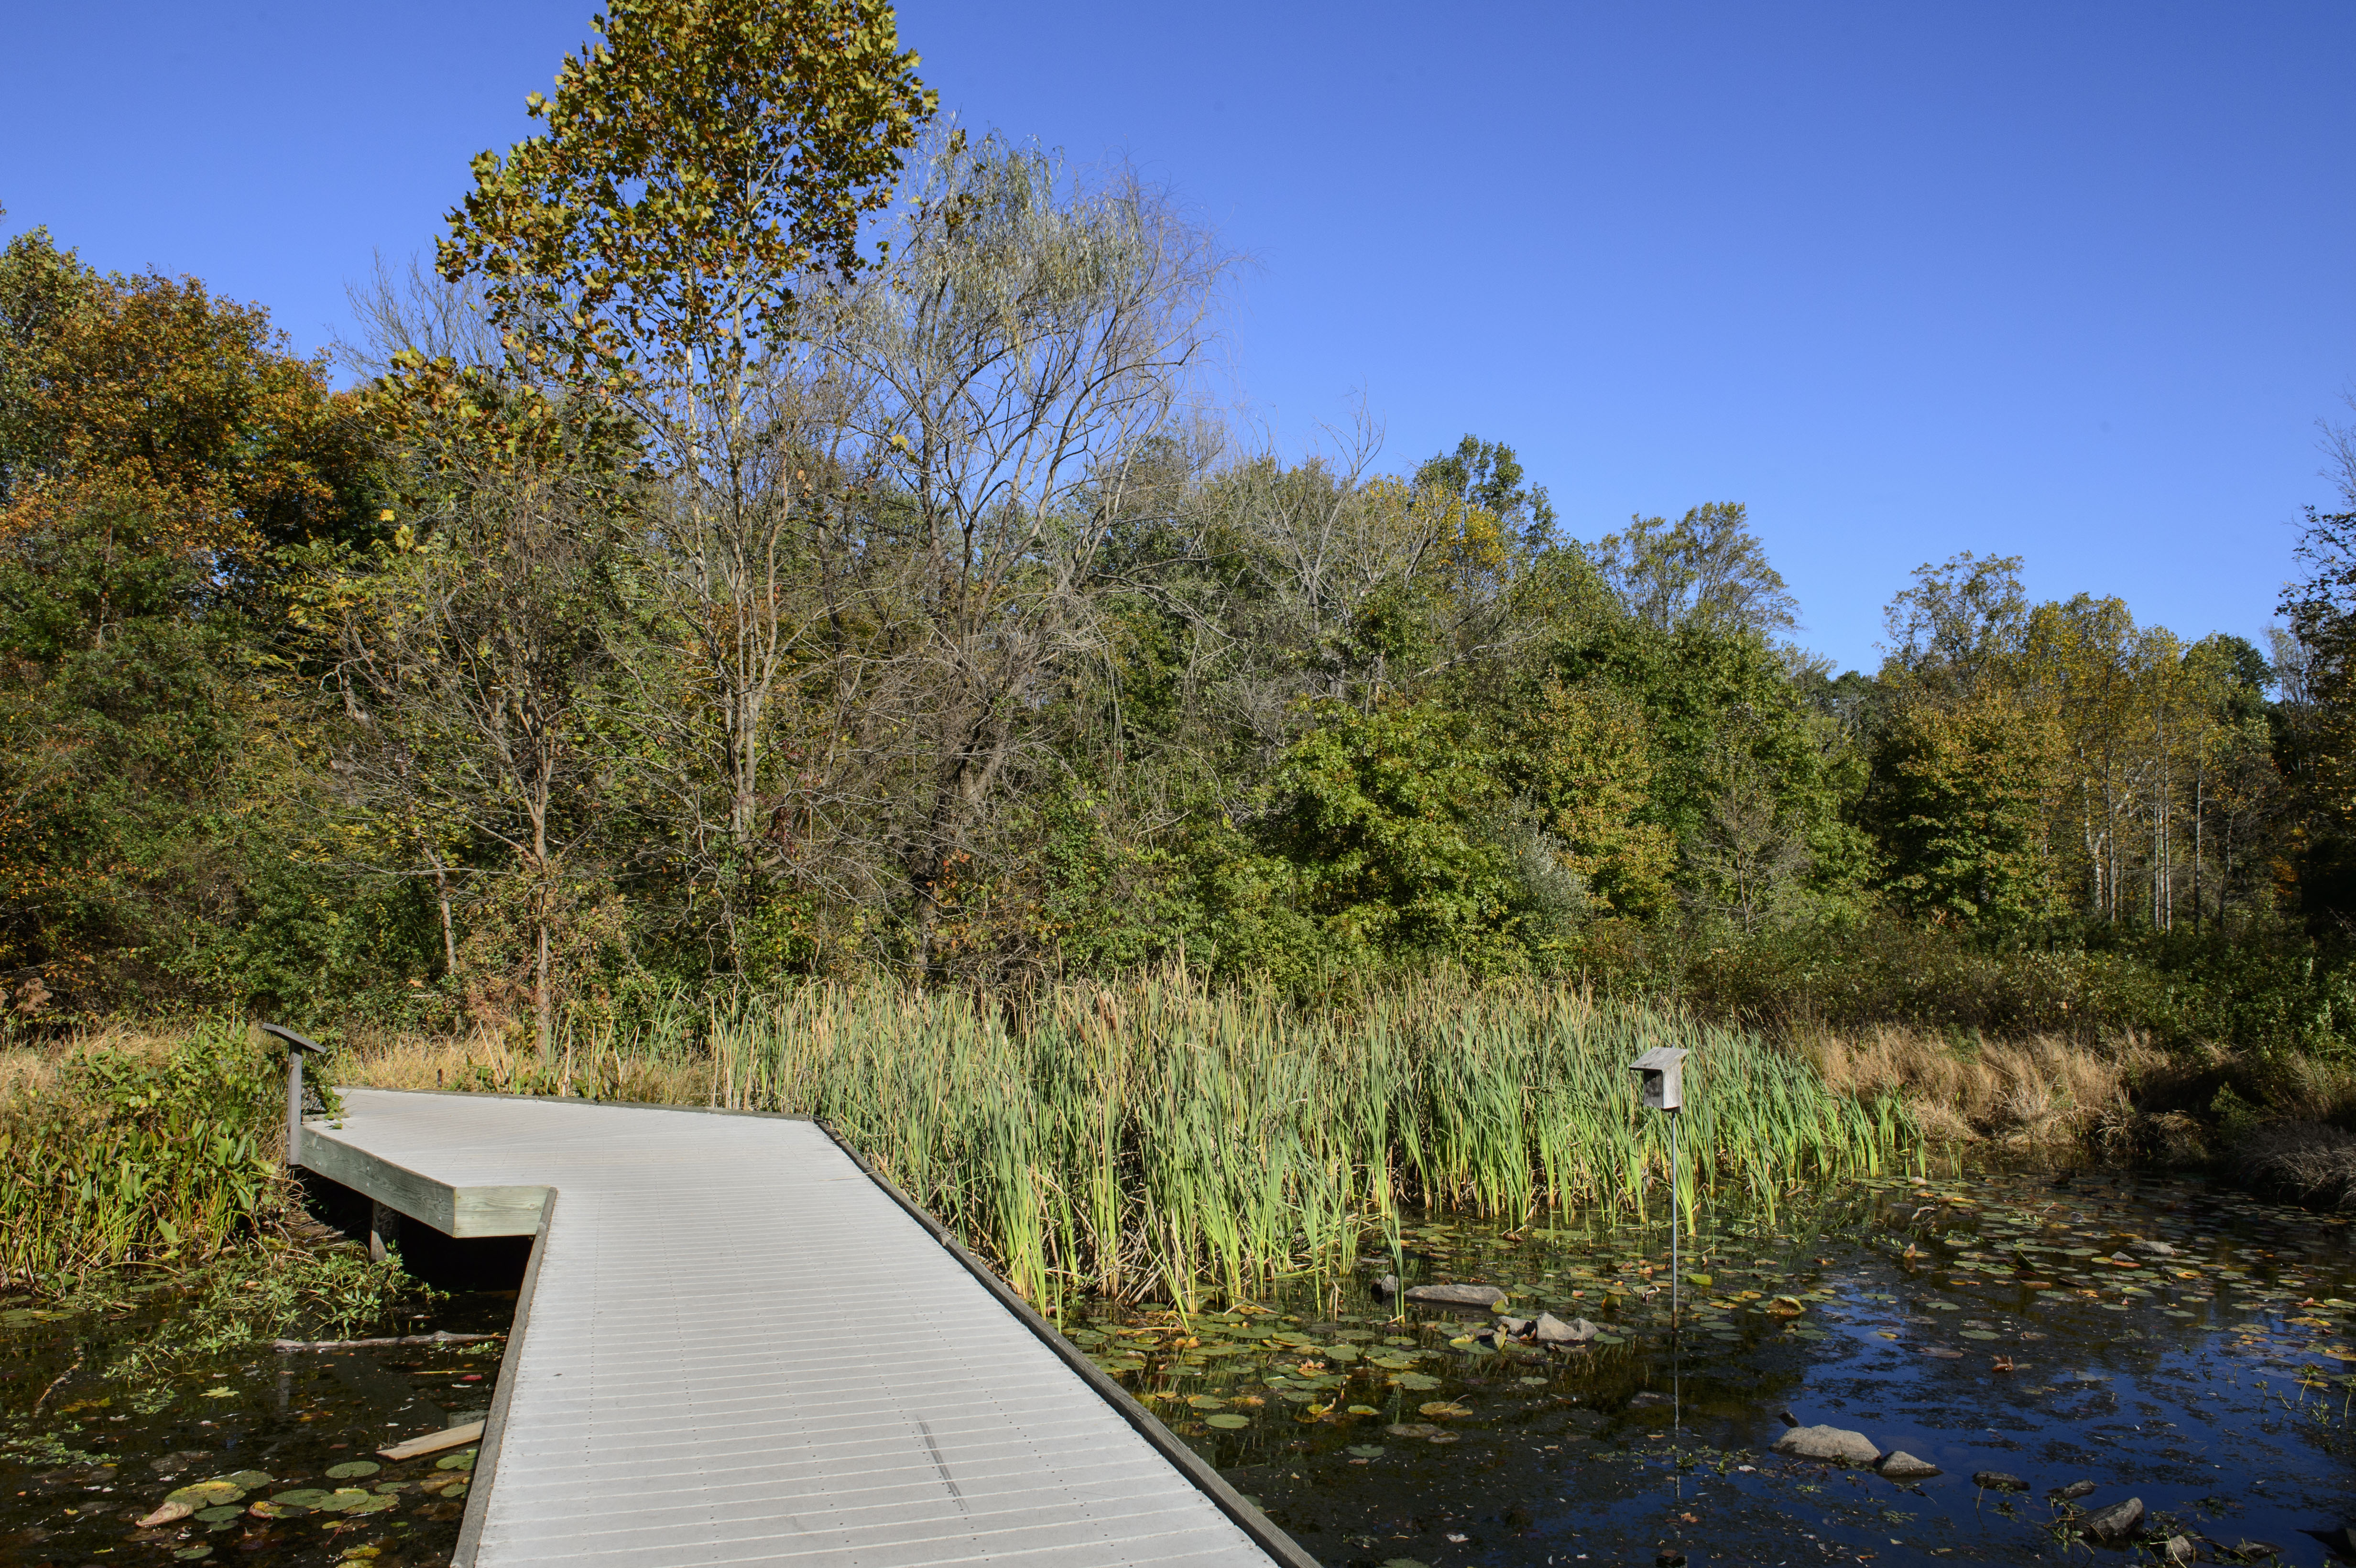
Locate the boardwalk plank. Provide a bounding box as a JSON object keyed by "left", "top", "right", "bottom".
{"left": 303, "top": 1090, "right": 1298, "bottom": 1568}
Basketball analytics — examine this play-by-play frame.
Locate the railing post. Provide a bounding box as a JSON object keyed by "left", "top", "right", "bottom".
{"left": 260, "top": 1024, "right": 326, "bottom": 1170}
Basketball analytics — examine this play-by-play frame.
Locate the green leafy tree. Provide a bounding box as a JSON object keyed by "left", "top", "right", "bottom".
{"left": 431, "top": 0, "right": 934, "bottom": 965}
{"left": 0, "top": 224, "right": 377, "bottom": 1013}
{"left": 1867, "top": 691, "right": 2063, "bottom": 930}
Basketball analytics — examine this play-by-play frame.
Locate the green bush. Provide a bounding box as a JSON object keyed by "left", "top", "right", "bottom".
{"left": 0, "top": 1025, "right": 293, "bottom": 1288}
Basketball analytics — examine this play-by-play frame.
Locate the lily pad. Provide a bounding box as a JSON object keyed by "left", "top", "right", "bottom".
{"left": 166, "top": 1481, "right": 247, "bottom": 1508}
{"left": 1204, "top": 1413, "right": 1252, "bottom": 1429}
{"left": 223, "top": 1471, "right": 273, "bottom": 1489}
{"left": 1185, "top": 1394, "right": 1227, "bottom": 1410}
{"left": 435, "top": 1450, "right": 477, "bottom": 1471}
{"left": 174, "top": 1549, "right": 213, "bottom": 1562}
{"left": 339, "top": 1492, "right": 400, "bottom": 1514}
{"left": 1390, "top": 1372, "right": 1442, "bottom": 1390}
{"left": 1961, "top": 1329, "right": 2001, "bottom": 1340}
{"left": 272, "top": 1488, "right": 333, "bottom": 1508}
{"left": 1347, "top": 1444, "right": 1386, "bottom": 1457}
{"left": 325, "top": 1461, "right": 380, "bottom": 1479}
{"left": 312, "top": 1488, "right": 377, "bottom": 1513}
{"left": 195, "top": 1505, "right": 245, "bottom": 1524}
{"left": 1418, "top": 1400, "right": 1472, "bottom": 1419}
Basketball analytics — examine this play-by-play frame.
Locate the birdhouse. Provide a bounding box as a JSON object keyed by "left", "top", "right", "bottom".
{"left": 1628, "top": 1046, "right": 1689, "bottom": 1112}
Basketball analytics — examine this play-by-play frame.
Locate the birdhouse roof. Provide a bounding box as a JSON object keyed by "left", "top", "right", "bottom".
{"left": 1628, "top": 1046, "right": 1689, "bottom": 1071}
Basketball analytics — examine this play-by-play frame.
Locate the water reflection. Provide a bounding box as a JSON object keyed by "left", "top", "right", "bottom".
{"left": 1086, "top": 1165, "right": 2356, "bottom": 1566}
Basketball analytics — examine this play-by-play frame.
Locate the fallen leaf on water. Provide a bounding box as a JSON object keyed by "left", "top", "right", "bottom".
{"left": 164, "top": 1481, "right": 245, "bottom": 1509}
{"left": 137, "top": 1500, "right": 195, "bottom": 1528}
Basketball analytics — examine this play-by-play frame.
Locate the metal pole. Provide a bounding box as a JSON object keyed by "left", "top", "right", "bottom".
{"left": 286, "top": 1048, "right": 304, "bottom": 1170}
{"left": 1669, "top": 1108, "right": 1680, "bottom": 1328}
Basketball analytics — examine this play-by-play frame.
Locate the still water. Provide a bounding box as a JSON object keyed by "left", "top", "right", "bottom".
{"left": 1083, "top": 1167, "right": 2356, "bottom": 1567}
{"left": 5, "top": 1164, "right": 2352, "bottom": 1567}
{"left": 0, "top": 1222, "right": 526, "bottom": 1568}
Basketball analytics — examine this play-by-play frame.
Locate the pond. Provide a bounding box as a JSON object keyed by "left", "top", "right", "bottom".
{"left": 0, "top": 1224, "right": 527, "bottom": 1568}
{"left": 6, "top": 1161, "right": 2352, "bottom": 1567}
{"left": 1076, "top": 1165, "right": 2356, "bottom": 1567}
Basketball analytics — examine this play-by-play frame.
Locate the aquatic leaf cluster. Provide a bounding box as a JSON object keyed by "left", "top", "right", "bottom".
{"left": 665, "top": 975, "right": 1909, "bottom": 1305}
{"left": 0, "top": 1025, "right": 293, "bottom": 1287}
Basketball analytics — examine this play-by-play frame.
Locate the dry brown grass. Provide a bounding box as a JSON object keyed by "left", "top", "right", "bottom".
{"left": 0, "top": 1021, "right": 183, "bottom": 1098}
{"left": 1792, "top": 1024, "right": 2164, "bottom": 1149}
{"left": 2232, "top": 1122, "right": 2356, "bottom": 1209}
{"left": 327, "top": 1025, "right": 709, "bottom": 1104}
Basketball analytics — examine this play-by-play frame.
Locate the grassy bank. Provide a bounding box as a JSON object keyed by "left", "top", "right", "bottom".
{"left": 328, "top": 976, "right": 1910, "bottom": 1310}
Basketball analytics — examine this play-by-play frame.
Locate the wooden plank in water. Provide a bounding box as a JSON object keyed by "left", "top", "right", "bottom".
{"left": 380, "top": 1420, "right": 485, "bottom": 1461}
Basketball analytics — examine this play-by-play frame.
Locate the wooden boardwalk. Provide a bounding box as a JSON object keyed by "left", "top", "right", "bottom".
{"left": 299, "top": 1089, "right": 1311, "bottom": 1568}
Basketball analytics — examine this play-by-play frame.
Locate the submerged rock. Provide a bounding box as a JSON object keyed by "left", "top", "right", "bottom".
{"left": 2079, "top": 1498, "right": 2145, "bottom": 1543}
{"left": 1771, "top": 1425, "right": 1881, "bottom": 1465}
{"left": 2050, "top": 1479, "right": 2096, "bottom": 1501}
{"left": 1404, "top": 1282, "right": 1510, "bottom": 1307}
{"left": 1875, "top": 1451, "right": 1941, "bottom": 1480}
{"left": 1972, "top": 1471, "right": 2029, "bottom": 1492}
{"left": 2159, "top": 1535, "right": 2197, "bottom": 1565}
{"left": 2129, "top": 1238, "right": 2178, "bottom": 1257}
{"left": 1535, "top": 1312, "right": 1599, "bottom": 1344}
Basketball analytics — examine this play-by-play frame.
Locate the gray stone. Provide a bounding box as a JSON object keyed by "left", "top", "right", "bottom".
{"left": 1534, "top": 1312, "right": 1598, "bottom": 1344}
{"left": 2130, "top": 1238, "right": 2178, "bottom": 1257}
{"left": 1497, "top": 1315, "right": 1534, "bottom": 1337}
{"left": 2049, "top": 1479, "right": 2096, "bottom": 1501}
{"left": 2224, "top": 1540, "right": 2280, "bottom": 1559}
{"left": 2080, "top": 1498, "right": 2145, "bottom": 1543}
{"left": 1771, "top": 1425, "right": 1882, "bottom": 1465}
{"left": 2159, "top": 1535, "right": 2197, "bottom": 1565}
{"left": 1972, "top": 1471, "right": 2029, "bottom": 1492}
{"left": 1373, "top": 1274, "right": 1401, "bottom": 1296}
{"left": 1404, "top": 1281, "right": 1510, "bottom": 1307}
{"left": 1875, "top": 1451, "right": 1941, "bottom": 1480}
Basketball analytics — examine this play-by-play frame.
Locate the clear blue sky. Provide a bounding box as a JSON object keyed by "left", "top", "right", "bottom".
{"left": 5, "top": 1, "right": 2350, "bottom": 673}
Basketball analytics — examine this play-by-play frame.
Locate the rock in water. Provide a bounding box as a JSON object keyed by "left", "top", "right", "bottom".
{"left": 2159, "top": 1535, "right": 2197, "bottom": 1565}
{"left": 1496, "top": 1315, "right": 1533, "bottom": 1337}
{"left": 1972, "top": 1471, "right": 2029, "bottom": 1492}
{"left": 1876, "top": 1451, "right": 1941, "bottom": 1480}
{"left": 2129, "top": 1238, "right": 2178, "bottom": 1257}
{"left": 1534, "top": 1312, "right": 1598, "bottom": 1344}
{"left": 2079, "top": 1498, "right": 2145, "bottom": 1543}
{"left": 1771, "top": 1425, "right": 1882, "bottom": 1465}
{"left": 1372, "top": 1274, "right": 1401, "bottom": 1296}
{"left": 1404, "top": 1282, "right": 1509, "bottom": 1307}
{"left": 2049, "top": 1480, "right": 2096, "bottom": 1501}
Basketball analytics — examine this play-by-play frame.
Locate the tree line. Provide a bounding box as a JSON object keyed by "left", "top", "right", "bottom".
{"left": 4, "top": 0, "right": 2355, "bottom": 1051}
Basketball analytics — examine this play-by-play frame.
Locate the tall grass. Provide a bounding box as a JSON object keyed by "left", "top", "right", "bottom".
{"left": 0, "top": 1024, "right": 289, "bottom": 1289}
{"left": 428, "top": 975, "right": 1910, "bottom": 1310}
